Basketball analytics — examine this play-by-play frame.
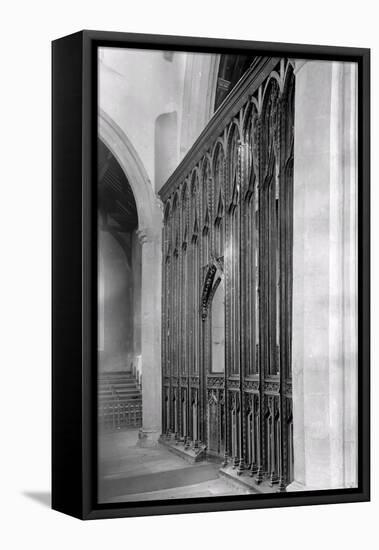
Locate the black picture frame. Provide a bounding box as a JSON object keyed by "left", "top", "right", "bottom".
{"left": 52, "top": 30, "right": 370, "bottom": 520}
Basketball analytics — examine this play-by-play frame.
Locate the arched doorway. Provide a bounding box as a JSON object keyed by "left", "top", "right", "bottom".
{"left": 97, "top": 139, "right": 142, "bottom": 430}
{"left": 98, "top": 110, "right": 163, "bottom": 446}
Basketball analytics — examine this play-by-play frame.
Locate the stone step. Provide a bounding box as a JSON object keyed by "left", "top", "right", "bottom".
{"left": 99, "top": 385, "right": 139, "bottom": 392}
{"left": 99, "top": 397, "right": 141, "bottom": 403}
{"left": 98, "top": 369, "right": 142, "bottom": 410}
{"left": 100, "top": 383, "right": 139, "bottom": 389}
{"left": 99, "top": 393, "right": 140, "bottom": 400}
{"left": 115, "top": 387, "right": 140, "bottom": 393}
{"left": 98, "top": 380, "right": 138, "bottom": 388}
{"left": 98, "top": 372, "right": 135, "bottom": 380}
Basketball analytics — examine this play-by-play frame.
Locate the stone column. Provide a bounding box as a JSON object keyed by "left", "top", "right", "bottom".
{"left": 137, "top": 227, "right": 162, "bottom": 447}
{"left": 131, "top": 231, "right": 142, "bottom": 372}
{"left": 179, "top": 53, "right": 220, "bottom": 158}
{"left": 288, "top": 60, "right": 357, "bottom": 491}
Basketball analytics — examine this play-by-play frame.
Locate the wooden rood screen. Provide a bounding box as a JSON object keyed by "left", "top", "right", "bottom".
{"left": 159, "top": 57, "right": 295, "bottom": 490}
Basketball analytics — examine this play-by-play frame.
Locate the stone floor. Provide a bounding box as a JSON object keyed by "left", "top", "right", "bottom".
{"left": 98, "top": 429, "right": 249, "bottom": 503}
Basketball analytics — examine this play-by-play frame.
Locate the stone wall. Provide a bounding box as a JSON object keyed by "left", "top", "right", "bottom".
{"left": 289, "top": 60, "right": 358, "bottom": 490}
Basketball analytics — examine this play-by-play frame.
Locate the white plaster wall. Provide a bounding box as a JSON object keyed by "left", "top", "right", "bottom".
{"left": 180, "top": 53, "right": 220, "bottom": 158}
{"left": 98, "top": 229, "right": 135, "bottom": 372}
{"left": 99, "top": 47, "right": 185, "bottom": 191}
{"left": 99, "top": 47, "right": 218, "bottom": 192}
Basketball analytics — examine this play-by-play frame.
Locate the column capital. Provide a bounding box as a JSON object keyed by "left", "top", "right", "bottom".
{"left": 136, "top": 226, "right": 161, "bottom": 245}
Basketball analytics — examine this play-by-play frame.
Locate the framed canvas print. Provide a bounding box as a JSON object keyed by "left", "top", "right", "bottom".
{"left": 52, "top": 30, "right": 370, "bottom": 520}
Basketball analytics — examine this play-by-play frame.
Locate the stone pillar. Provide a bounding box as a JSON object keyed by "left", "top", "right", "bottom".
{"left": 132, "top": 230, "right": 142, "bottom": 361}
{"left": 288, "top": 60, "right": 357, "bottom": 491}
{"left": 137, "top": 227, "right": 162, "bottom": 446}
{"left": 179, "top": 53, "right": 220, "bottom": 158}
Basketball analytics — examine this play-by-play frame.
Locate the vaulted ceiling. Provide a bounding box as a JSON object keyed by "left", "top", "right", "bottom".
{"left": 98, "top": 139, "right": 138, "bottom": 233}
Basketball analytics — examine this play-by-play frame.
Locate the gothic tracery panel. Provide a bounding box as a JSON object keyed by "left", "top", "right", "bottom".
{"left": 160, "top": 58, "right": 295, "bottom": 490}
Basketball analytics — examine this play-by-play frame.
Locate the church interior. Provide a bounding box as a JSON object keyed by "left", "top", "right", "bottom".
{"left": 97, "top": 47, "right": 358, "bottom": 502}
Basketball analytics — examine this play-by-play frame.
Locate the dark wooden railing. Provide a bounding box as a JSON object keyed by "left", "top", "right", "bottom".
{"left": 98, "top": 400, "right": 142, "bottom": 430}
{"left": 98, "top": 371, "right": 142, "bottom": 430}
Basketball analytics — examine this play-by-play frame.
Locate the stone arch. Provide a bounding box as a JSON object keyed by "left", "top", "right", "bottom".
{"left": 98, "top": 108, "right": 162, "bottom": 239}
{"left": 98, "top": 108, "right": 163, "bottom": 446}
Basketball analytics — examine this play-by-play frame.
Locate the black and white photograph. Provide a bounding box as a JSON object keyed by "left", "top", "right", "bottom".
{"left": 3, "top": 0, "right": 377, "bottom": 543}
{"left": 97, "top": 46, "right": 360, "bottom": 504}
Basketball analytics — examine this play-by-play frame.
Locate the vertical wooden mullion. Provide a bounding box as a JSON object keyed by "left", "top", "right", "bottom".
{"left": 166, "top": 221, "right": 170, "bottom": 434}
{"left": 268, "top": 168, "right": 277, "bottom": 377}
{"left": 183, "top": 244, "right": 188, "bottom": 437}
{"left": 245, "top": 198, "right": 250, "bottom": 375}
{"left": 177, "top": 217, "right": 181, "bottom": 438}
{"left": 255, "top": 184, "right": 259, "bottom": 377}
{"left": 187, "top": 237, "right": 192, "bottom": 442}
{"left": 173, "top": 208, "right": 179, "bottom": 434}
{"left": 251, "top": 196, "right": 256, "bottom": 375}
{"left": 191, "top": 235, "right": 196, "bottom": 439}
{"left": 177, "top": 209, "right": 182, "bottom": 439}
{"left": 200, "top": 166, "right": 207, "bottom": 445}
{"left": 161, "top": 226, "right": 165, "bottom": 433}
{"left": 224, "top": 131, "right": 232, "bottom": 462}
{"left": 169, "top": 218, "right": 174, "bottom": 434}
{"left": 257, "top": 112, "right": 266, "bottom": 483}
{"left": 279, "top": 68, "right": 295, "bottom": 489}
{"left": 236, "top": 204, "right": 240, "bottom": 377}
{"left": 175, "top": 208, "right": 181, "bottom": 438}
{"left": 238, "top": 141, "right": 246, "bottom": 471}
{"left": 172, "top": 250, "right": 177, "bottom": 434}
{"left": 162, "top": 223, "right": 169, "bottom": 434}
{"left": 197, "top": 235, "right": 201, "bottom": 443}
{"left": 191, "top": 214, "right": 196, "bottom": 441}
{"left": 171, "top": 251, "right": 177, "bottom": 434}
{"left": 171, "top": 229, "right": 174, "bottom": 437}
{"left": 195, "top": 251, "right": 200, "bottom": 443}
{"left": 184, "top": 192, "right": 189, "bottom": 440}
{"left": 279, "top": 95, "right": 287, "bottom": 488}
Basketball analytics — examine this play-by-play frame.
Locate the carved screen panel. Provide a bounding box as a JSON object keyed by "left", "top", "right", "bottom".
{"left": 161, "top": 58, "right": 295, "bottom": 491}
{"left": 207, "top": 393, "right": 219, "bottom": 453}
